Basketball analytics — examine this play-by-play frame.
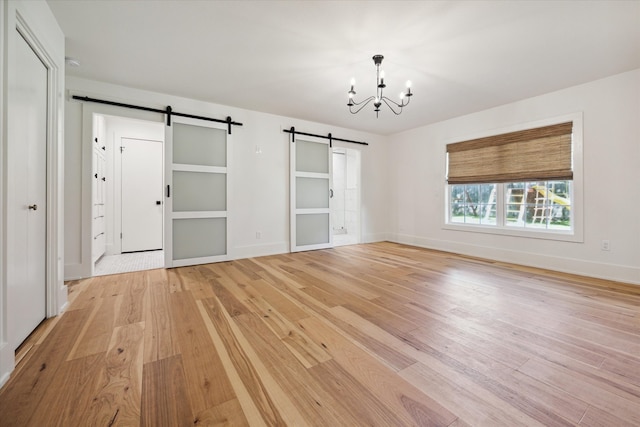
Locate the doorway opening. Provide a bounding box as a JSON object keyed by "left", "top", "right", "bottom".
{"left": 91, "top": 114, "right": 165, "bottom": 276}
{"left": 331, "top": 147, "right": 361, "bottom": 246}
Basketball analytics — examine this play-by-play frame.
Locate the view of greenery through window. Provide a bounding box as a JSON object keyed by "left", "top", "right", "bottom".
{"left": 450, "top": 181, "right": 571, "bottom": 230}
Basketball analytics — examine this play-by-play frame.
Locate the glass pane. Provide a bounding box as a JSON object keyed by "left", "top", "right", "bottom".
{"left": 506, "top": 182, "right": 526, "bottom": 227}
{"left": 449, "top": 184, "right": 497, "bottom": 225}
{"left": 296, "top": 213, "right": 329, "bottom": 246}
{"left": 296, "top": 177, "right": 329, "bottom": 209}
{"left": 296, "top": 140, "right": 328, "bottom": 173}
{"left": 173, "top": 123, "right": 226, "bottom": 167}
{"left": 173, "top": 217, "right": 226, "bottom": 259}
{"left": 547, "top": 181, "right": 571, "bottom": 230}
{"left": 450, "top": 185, "right": 465, "bottom": 223}
{"left": 173, "top": 171, "right": 226, "bottom": 212}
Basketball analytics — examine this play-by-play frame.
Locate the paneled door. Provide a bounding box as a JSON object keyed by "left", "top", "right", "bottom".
{"left": 7, "top": 31, "right": 48, "bottom": 348}
{"left": 164, "top": 118, "right": 228, "bottom": 267}
{"left": 290, "top": 136, "right": 333, "bottom": 252}
{"left": 121, "top": 138, "right": 163, "bottom": 252}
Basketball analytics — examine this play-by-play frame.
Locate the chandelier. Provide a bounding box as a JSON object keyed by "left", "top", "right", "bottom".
{"left": 347, "top": 54, "right": 413, "bottom": 117}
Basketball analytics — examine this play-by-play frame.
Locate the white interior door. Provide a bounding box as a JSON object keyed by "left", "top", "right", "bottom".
{"left": 7, "top": 31, "right": 48, "bottom": 348}
{"left": 290, "top": 136, "right": 333, "bottom": 252}
{"left": 121, "top": 137, "right": 164, "bottom": 252}
{"left": 165, "top": 118, "right": 228, "bottom": 267}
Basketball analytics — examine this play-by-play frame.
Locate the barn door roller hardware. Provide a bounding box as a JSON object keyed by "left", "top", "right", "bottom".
{"left": 72, "top": 95, "right": 243, "bottom": 134}
{"left": 283, "top": 127, "right": 368, "bottom": 146}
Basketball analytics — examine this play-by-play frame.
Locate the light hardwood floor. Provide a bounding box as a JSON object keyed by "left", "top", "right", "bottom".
{"left": 1, "top": 242, "right": 639, "bottom": 426}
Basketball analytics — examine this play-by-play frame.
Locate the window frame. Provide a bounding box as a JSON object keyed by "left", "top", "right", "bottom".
{"left": 443, "top": 113, "right": 583, "bottom": 243}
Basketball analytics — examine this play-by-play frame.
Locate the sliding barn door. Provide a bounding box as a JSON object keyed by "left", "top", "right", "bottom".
{"left": 290, "top": 136, "right": 333, "bottom": 252}
{"left": 165, "top": 118, "right": 228, "bottom": 267}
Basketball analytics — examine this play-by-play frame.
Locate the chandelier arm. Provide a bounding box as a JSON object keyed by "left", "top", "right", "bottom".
{"left": 349, "top": 95, "right": 375, "bottom": 107}
{"left": 381, "top": 97, "right": 404, "bottom": 115}
{"left": 381, "top": 95, "right": 411, "bottom": 109}
{"left": 349, "top": 97, "right": 375, "bottom": 114}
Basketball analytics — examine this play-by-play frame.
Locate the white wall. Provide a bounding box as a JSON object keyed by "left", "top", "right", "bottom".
{"left": 64, "top": 77, "right": 389, "bottom": 279}
{"left": 388, "top": 69, "right": 640, "bottom": 285}
{"left": 1, "top": 0, "right": 66, "bottom": 388}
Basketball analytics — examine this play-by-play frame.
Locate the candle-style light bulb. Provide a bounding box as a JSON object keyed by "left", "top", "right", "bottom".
{"left": 406, "top": 80, "right": 412, "bottom": 88}
{"left": 350, "top": 78, "right": 355, "bottom": 87}
{"left": 400, "top": 92, "right": 405, "bottom": 99}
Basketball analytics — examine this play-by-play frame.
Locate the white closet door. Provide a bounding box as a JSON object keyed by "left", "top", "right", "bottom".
{"left": 7, "top": 31, "right": 48, "bottom": 348}
{"left": 290, "top": 136, "right": 333, "bottom": 252}
{"left": 121, "top": 138, "right": 163, "bottom": 252}
{"left": 164, "top": 118, "right": 228, "bottom": 267}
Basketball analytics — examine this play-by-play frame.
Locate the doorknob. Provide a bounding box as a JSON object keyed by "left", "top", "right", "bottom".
{"left": 28, "top": 204, "right": 37, "bottom": 211}
{"left": 156, "top": 201, "right": 162, "bottom": 205}
{"left": 330, "top": 189, "right": 334, "bottom": 198}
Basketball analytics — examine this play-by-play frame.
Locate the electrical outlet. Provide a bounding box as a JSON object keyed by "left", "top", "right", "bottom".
{"left": 256, "top": 231, "right": 261, "bottom": 239}
{"left": 601, "top": 240, "right": 610, "bottom": 251}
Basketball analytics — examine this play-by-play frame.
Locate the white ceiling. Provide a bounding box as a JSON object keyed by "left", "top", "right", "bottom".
{"left": 48, "top": 0, "right": 640, "bottom": 135}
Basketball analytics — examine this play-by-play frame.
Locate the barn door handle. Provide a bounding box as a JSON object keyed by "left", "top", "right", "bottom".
{"left": 28, "top": 204, "right": 38, "bottom": 211}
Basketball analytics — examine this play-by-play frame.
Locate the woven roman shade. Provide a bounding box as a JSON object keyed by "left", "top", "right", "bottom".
{"left": 447, "top": 122, "right": 573, "bottom": 184}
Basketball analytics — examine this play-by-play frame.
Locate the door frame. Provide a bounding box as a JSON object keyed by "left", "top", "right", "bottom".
{"left": 1, "top": 1, "right": 65, "bottom": 385}
{"left": 331, "top": 146, "right": 362, "bottom": 246}
{"left": 78, "top": 104, "right": 164, "bottom": 278}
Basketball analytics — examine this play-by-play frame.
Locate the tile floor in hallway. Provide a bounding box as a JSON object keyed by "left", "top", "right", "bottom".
{"left": 94, "top": 250, "right": 164, "bottom": 276}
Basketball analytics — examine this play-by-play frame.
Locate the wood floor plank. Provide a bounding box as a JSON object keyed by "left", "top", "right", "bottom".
{"left": 143, "top": 269, "right": 180, "bottom": 363}
{"left": 86, "top": 322, "right": 145, "bottom": 425}
{"left": 199, "top": 297, "right": 307, "bottom": 426}
{"left": 0, "top": 308, "right": 92, "bottom": 425}
{"left": 115, "top": 272, "right": 147, "bottom": 326}
{"left": 67, "top": 294, "right": 122, "bottom": 360}
{"left": 299, "top": 315, "right": 459, "bottom": 426}
{"left": 2, "top": 242, "right": 639, "bottom": 426}
{"left": 407, "top": 327, "right": 588, "bottom": 425}
{"left": 244, "top": 296, "right": 331, "bottom": 368}
{"left": 308, "top": 359, "right": 410, "bottom": 426}
{"left": 170, "top": 291, "right": 236, "bottom": 415}
{"left": 27, "top": 353, "right": 106, "bottom": 426}
{"left": 141, "top": 354, "right": 192, "bottom": 427}
{"left": 192, "top": 398, "right": 250, "bottom": 427}
{"left": 517, "top": 358, "right": 640, "bottom": 424}
{"left": 196, "top": 299, "right": 272, "bottom": 427}
{"left": 400, "top": 361, "right": 546, "bottom": 427}
{"left": 234, "top": 312, "right": 368, "bottom": 426}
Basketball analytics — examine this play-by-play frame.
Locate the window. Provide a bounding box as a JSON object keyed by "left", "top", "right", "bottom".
{"left": 449, "top": 180, "right": 572, "bottom": 231}
{"left": 445, "top": 118, "right": 580, "bottom": 239}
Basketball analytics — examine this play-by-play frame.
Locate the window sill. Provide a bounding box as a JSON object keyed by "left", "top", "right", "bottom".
{"left": 442, "top": 222, "right": 583, "bottom": 243}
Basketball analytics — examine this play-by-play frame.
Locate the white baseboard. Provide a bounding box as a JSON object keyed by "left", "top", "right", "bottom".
{"left": 362, "top": 233, "right": 389, "bottom": 244}
{"left": 230, "top": 242, "right": 289, "bottom": 261}
{"left": 0, "top": 341, "right": 14, "bottom": 389}
{"left": 388, "top": 233, "right": 640, "bottom": 286}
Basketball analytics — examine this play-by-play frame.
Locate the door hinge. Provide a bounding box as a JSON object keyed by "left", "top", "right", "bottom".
{"left": 120, "top": 232, "right": 123, "bottom": 239}
{"left": 120, "top": 146, "right": 124, "bottom": 153}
